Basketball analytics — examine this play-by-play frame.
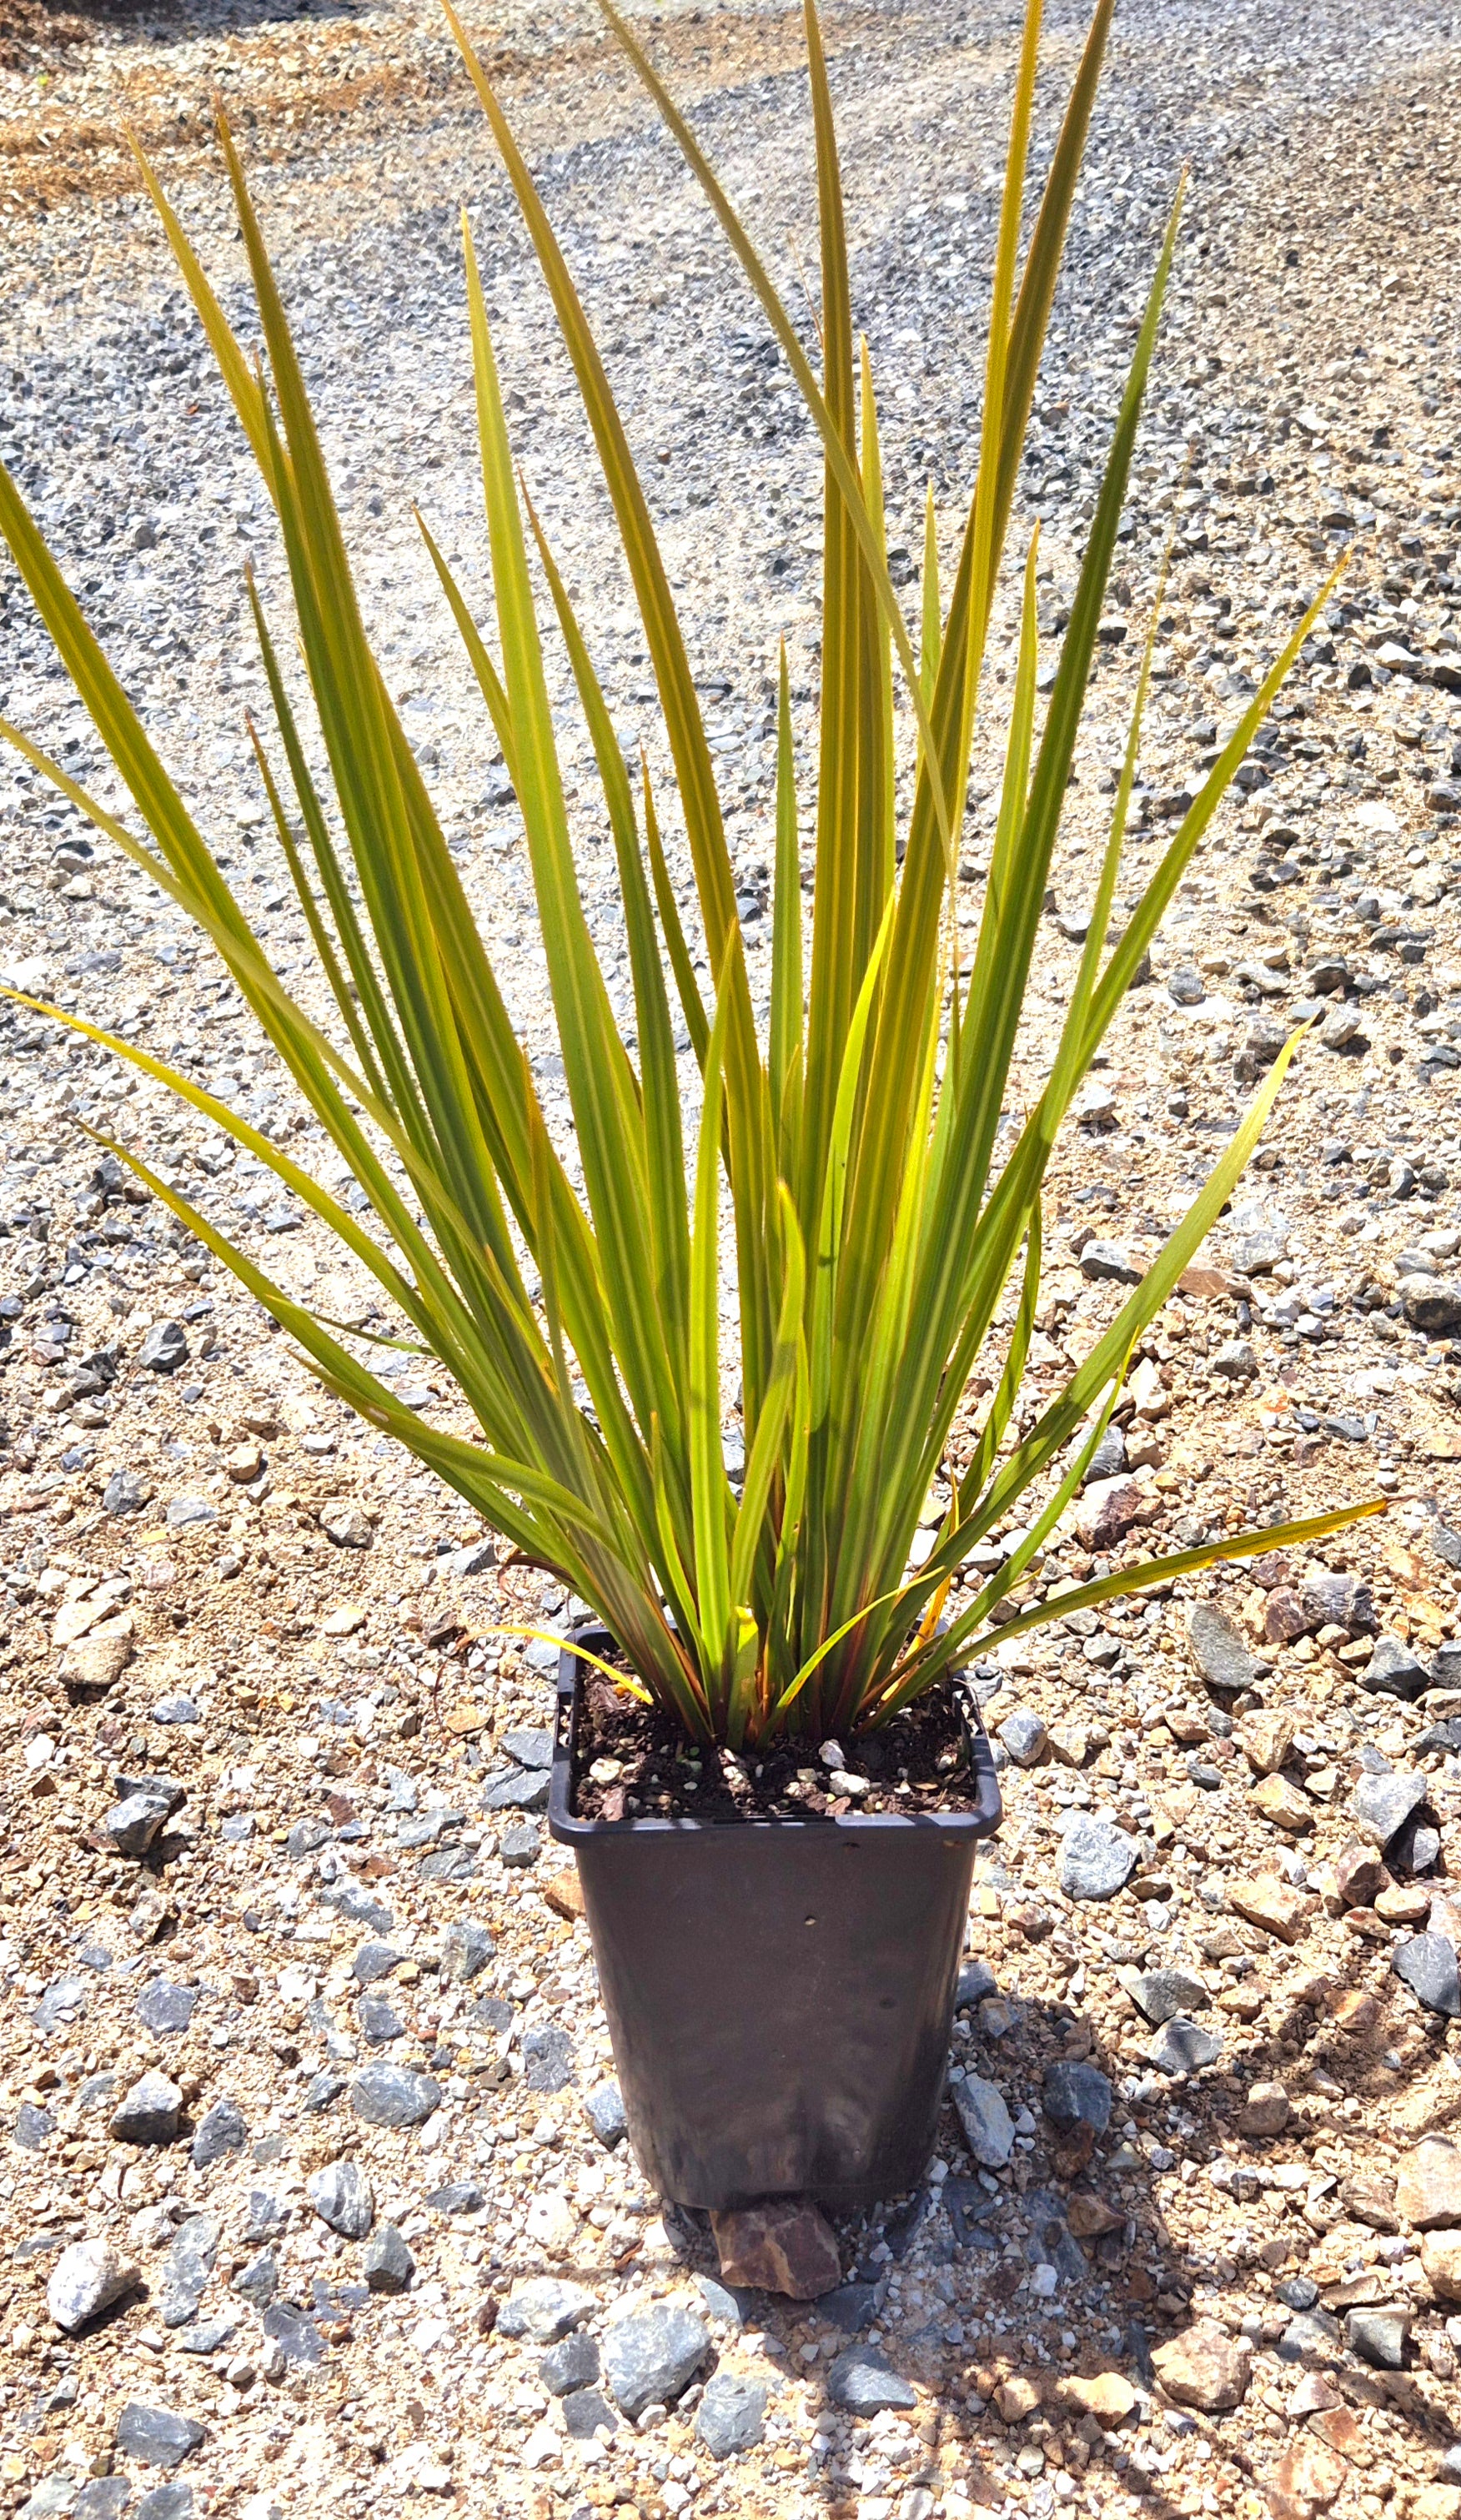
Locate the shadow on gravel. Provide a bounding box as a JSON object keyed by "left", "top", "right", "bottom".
{"left": 611, "top": 1978, "right": 1458, "bottom": 2507}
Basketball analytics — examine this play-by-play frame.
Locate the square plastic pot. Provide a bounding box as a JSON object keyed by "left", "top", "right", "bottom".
{"left": 548, "top": 1625, "right": 1002, "bottom": 2211}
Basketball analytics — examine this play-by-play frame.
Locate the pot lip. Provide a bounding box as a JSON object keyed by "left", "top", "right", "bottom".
{"left": 547, "top": 1622, "right": 1002, "bottom": 1844}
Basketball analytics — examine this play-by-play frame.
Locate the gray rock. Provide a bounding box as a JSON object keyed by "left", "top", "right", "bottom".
{"left": 426, "top": 2181, "right": 485, "bottom": 2216}
{"left": 482, "top": 1755, "right": 547, "bottom": 1811}
{"left": 1276, "top": 2308, "right": 1343, "bottom": 2364}
{"left": 304, "top": 2071, "right": 346, "bottom": 2113}
{"left": 497, "top": 2278, "right": 596, "bottom": 2342}
{"left": 16, "top": 2487, "right": 78, "bottom": 2520}
{"left": 585, "top": 2081, "right": 628, "bottom": 2147}
{"left": 134, "top": 2489, "right": 193, "bottom": 2520}
{"left": 308, "top": 2159, "right": 374, "bottom": 2240}
{"left": 103, "top": 1466, "right": 153, "bottom": 1515}
{"left": 1042, "top": 2060, "right": 1113, "bottom": 2134}
{"left": 1233, "top": 1229, "right": 1287, "bottom": 1275}
{"left": 826, "top": 2344, "right": 918, "bottom": 2413}
{"left": 522, "top": 2024, "right": 575, "bottom": 2092}
{"left": 15, "top": 2101, "right": 55, "bottom": 2148}
{"left": 351, "top": 1942, "right": 402, "bottom": 1985}
{"left": 113, "top": 2403, "right": 204, "bottom": 2470}
{"left": 561, "top": 2388, "right": 619, "bottom": 2440}
{"left": 1186, "top": 1601, "right": 1258, "bottom": 1694}
{"left": 1081, "top": 1239, "right": 1142, "bottom": 1284}
{"left": 150, "top": 1694, "right": 198, "bottom": 1726}
{"left": 1121, "top": 1968, "right": 1210, "bottom": 2026}
{"left": 159, "top": 2218, "right": 217, "bottom": 2327}
{"left": 164, "top": 1496, "right": 214, "bottom": 1533}
{"left": 540, "top": 2328, "right": 601, "bottom": 2396}
{"left": 1393, "top": 1935, "right": 1461, "bottom": 2018}
{"left": 363, "top": 2224, "right": 414, "bottom": 2293}
{"left": 602, "top": 2302, "right": 710, "bottom": 2417}
{"left": 357, "top": 1990, "right": 404, "bottom": 2046}
{"left": 190, "top": 2100, "right": 246, "bottom": 2171}
{"left": 1086, "top": 1425, "right": 1127, "bottom": 1481}
{"left": 1361, "top": 1634, "right": 1433, "bottom": 1701}
{"left": 33, "top": 1975, "right": 89, "bottom": 2036}
{"left": 438, "top": 1920, "right": 494, "bottom": 1984}
{"left": 1399, "top": 1276, "right": 1461, "bottom": 1334}
{"left": 818, "top": 2280, "right": 883, "bottom": 2332}
{"left": 73, "top": 2484, "right": 132, "bottom": 2520}
{"left": 105, "top": 1793, "right": 175, "bottom": 1859}
{"left": 998, "top": 1708, "right": 1048, "bottom": 1767}
{"left": 233, "top": 2252, "right": 278, "bottom": 2308}
{"left": 319, "top": 1883, "right": 394, "bottom": 1933}
{"left": 419, "top": 1842, "right": 476, "bottom": 1883}
{"left": 138, "top": 1320, "right": 188, "bottom": 1373}
{"left": 695, "top": 2369, "right": 769, "bottom": 2457}
{"left": 1147, "top": 2017, "right": 1224, "bottom": 2073}
{"left": 48, "top": 2238, "right": 140, "bottom": 2335}
{"left": 261, "top": 2303, "right": 324, "bottom": 2367}
{"left": 1167, "top": 966, "right": 1206, "bottom": 1006}
{"left": 136, "top": 1982, "right": 198, "bottom": 2036}
{"left": 1354, "top": 1771, "right": 1429, "bottom": 1846}
{"left": 956, "top": 1960, "right": 998, "bottom": 2008}
{"left": 1060, "top": 1814, "right": 1138, "bottom": 1900}
{"left": 953, "top": 2076, "right": 1015, "bottom": 2167}
{"left": 349, "top": 2064, "right": 441, "bottom": 2130}
{"left": 1210, "top": 1339, "right": 1258, "bottom": 1381}
{"left": 1347, "top": 2307, "right": 1412, "bottom": 2369}
{"left": 500, "top": 1820, "right": 541, "bottom": 1866}
{"left": 174, "top": 2313, "right": 238, "bottom": 2355}
{"left": 501, "top": 1727, "right": 555, "bottom": 1770}
{"left": 110, "top": 2071, "right": 183, "bottom": 2146}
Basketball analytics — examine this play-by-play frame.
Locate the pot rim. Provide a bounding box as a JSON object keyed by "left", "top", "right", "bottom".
{"left": 546, "top": 1622, "right": 1002, "bottom": 1845}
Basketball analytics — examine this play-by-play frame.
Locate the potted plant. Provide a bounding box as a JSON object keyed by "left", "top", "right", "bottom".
{"left": 0, "top": 0, "right": 1377, "bottom": 2211}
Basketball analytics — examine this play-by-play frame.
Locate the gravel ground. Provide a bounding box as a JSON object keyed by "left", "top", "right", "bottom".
{"left": 3, "top": 0, "right": 1461, "bottom": 2515}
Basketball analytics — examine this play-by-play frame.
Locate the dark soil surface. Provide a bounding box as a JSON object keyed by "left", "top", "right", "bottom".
{"left": 570, "top": 1659, "right": 992, "bottom": 1822}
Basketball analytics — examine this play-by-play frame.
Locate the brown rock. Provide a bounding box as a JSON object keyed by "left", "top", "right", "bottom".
{"left": 541, "top": 1868, "right": 586, "bottom": 1922}
{"left": 1076, "top": 1474, "right": 1147, "bottom": 1553}
{"left": 58, "top": 1626, "right": 135, "bottom": 1690}
{"left": 1263, "top": 1588, "right": 1317, "bottom": 1646}
{"left": 1152, "top": 2321, "right": 1253, "bottom": 2412}
{"left": 1375, "top": 1883, "right": 1432, "bottom": 1925}
{"left": 1229, "top": 1878, "right": 1308, "bottom": 1944}
{"left": 1308, "top": 2407, "right": 1363, "bottom": 2457}
{"left": 1067, "top": 2195, "right": 1126, "bottom": 2240}
{"left": 1332, "top": 1840, "right": 1388, "bottom": 1908}
{"left": 995, "top": 2376, "right": 1043, "bottom": 2423}
{"left": 1420, "top": 2237, "right": 1461, "bottom": 2308}
{"left": 1338, "top": 2172, "right": 1399, "bottom": 2234}
{"left": 1395, "top": 2138, "right": 1461, "bottom": 2231}
{"left": 1273, "top": 2437, "right": 1348, "bottom": 2511}
{"left": 1252, "top": 1774, "right": 1315, "bottom": 1834}
{"left": 710, "top": 2200, "right": 841, "bottom": 2299}
{"left": 1288, "top": 2374, "right": 1343, "bottom": 2417}
{"left": 1238, "top": 2080, "right": 1291, "bottom": 2138}
{"left": 1241, "top": 1710, "right": 1298, "bottom": 1775}
{"left": 1060, "top": 2372, "right": 1137, "bottom": 2427}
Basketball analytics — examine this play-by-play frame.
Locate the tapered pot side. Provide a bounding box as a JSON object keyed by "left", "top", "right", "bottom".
{"left": 547, "top": 1627, "right": 1002, "bottom": 2212}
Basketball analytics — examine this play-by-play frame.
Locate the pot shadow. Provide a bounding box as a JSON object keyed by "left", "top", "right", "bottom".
{"left": 621, "top": 1959, "right": 1458, "bottom": 2512}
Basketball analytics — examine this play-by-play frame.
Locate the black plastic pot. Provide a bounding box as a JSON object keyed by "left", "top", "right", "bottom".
{"left": 548, "top": 1626, "right": 1002, "bottom": 2211}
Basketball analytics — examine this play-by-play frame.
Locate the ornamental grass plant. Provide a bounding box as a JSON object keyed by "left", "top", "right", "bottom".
{"left": 0, "top": 0, "right": 1379, "bottom": 1754}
